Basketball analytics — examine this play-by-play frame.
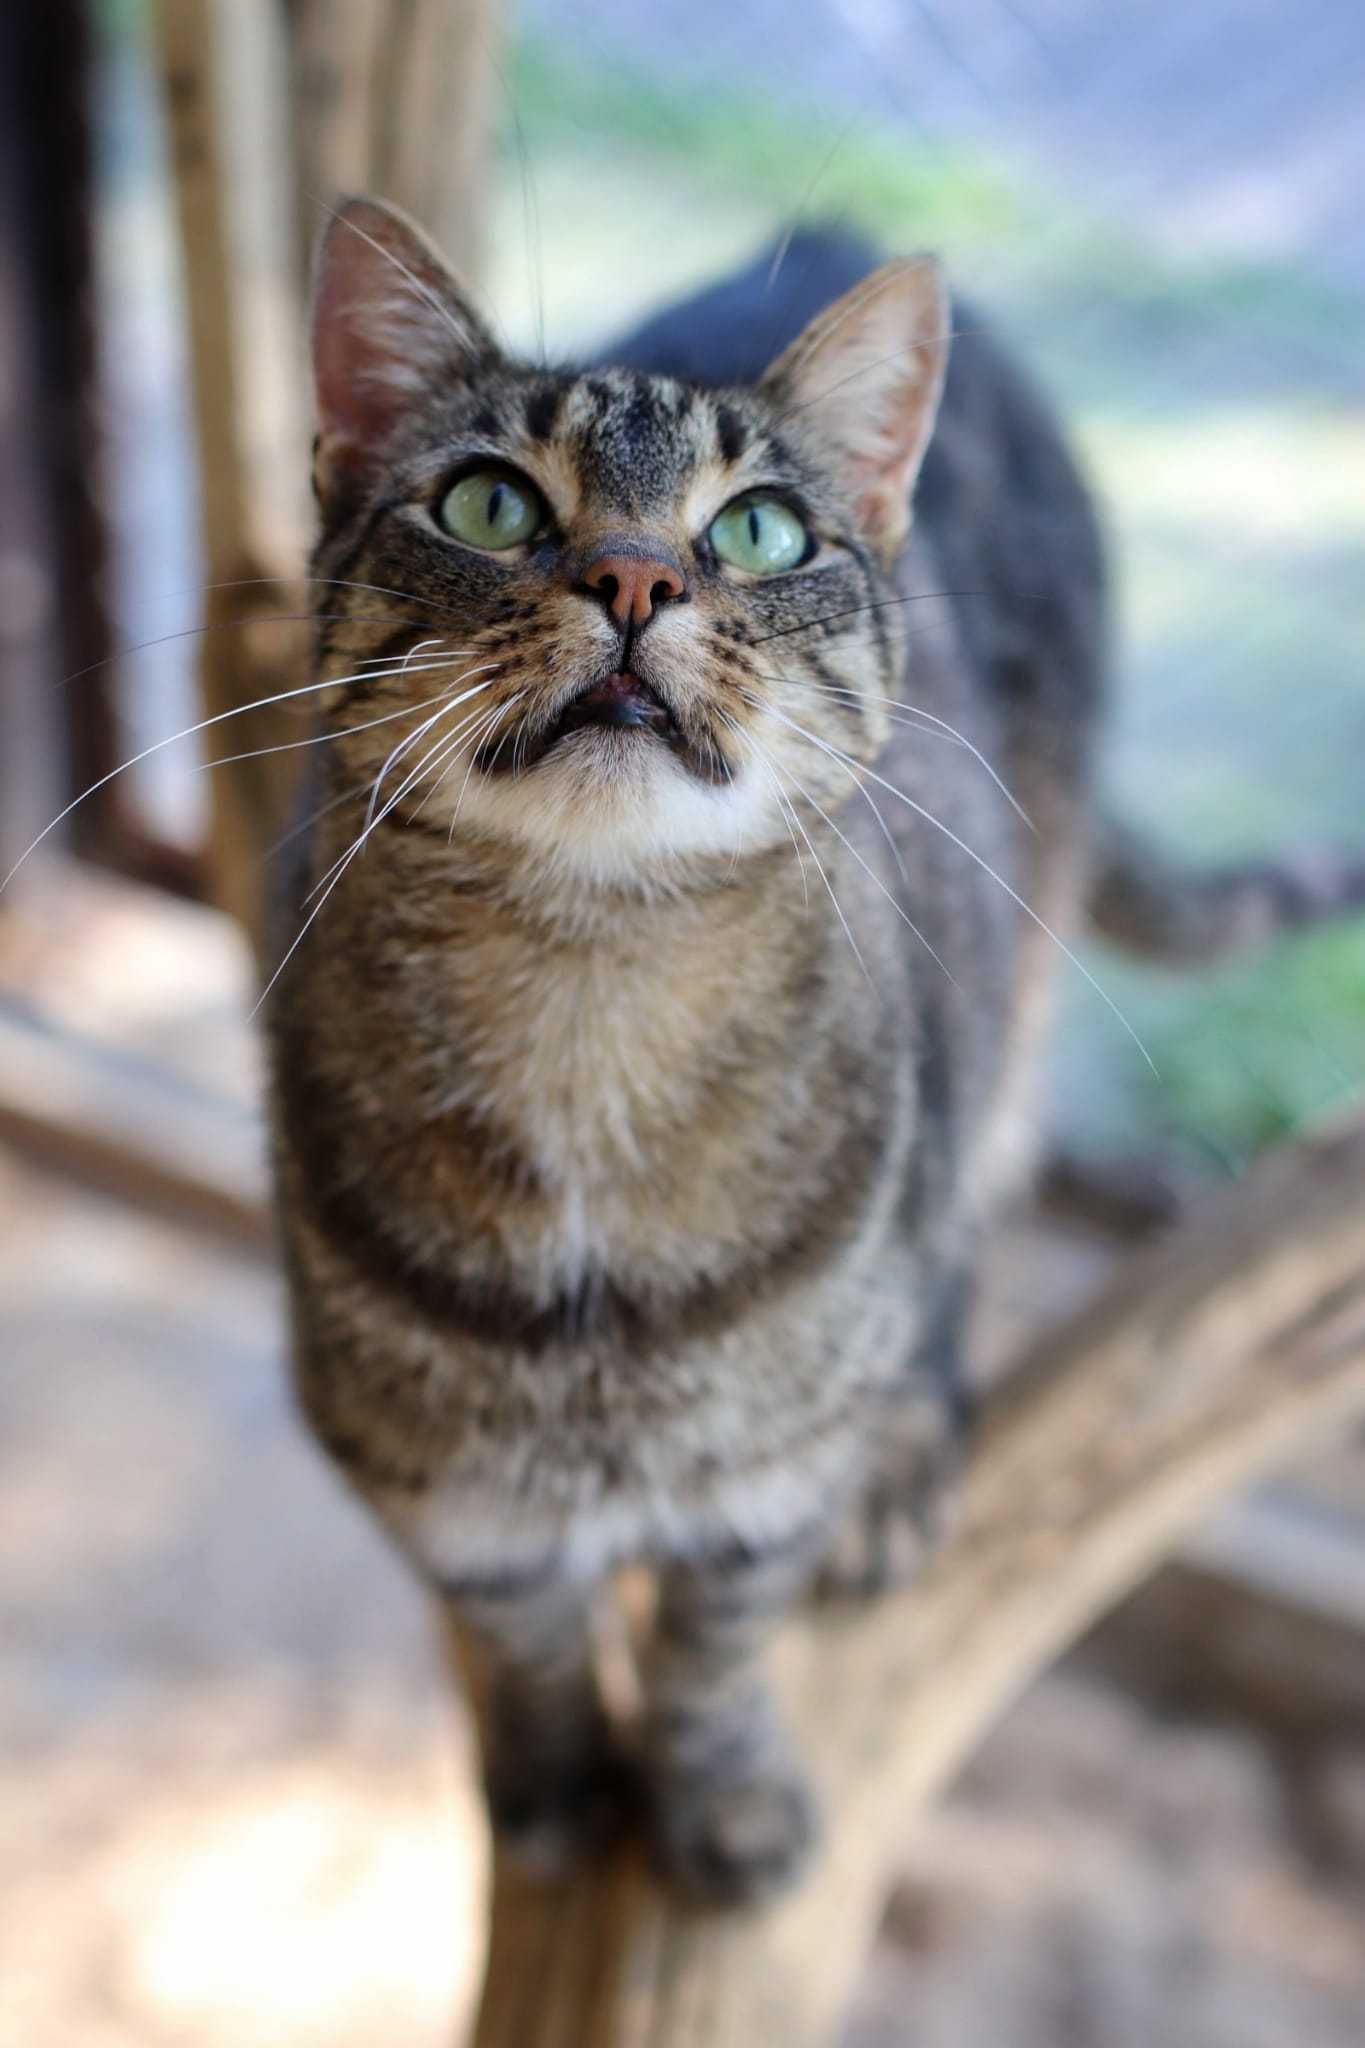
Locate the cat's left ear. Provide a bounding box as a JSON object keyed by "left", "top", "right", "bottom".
{"left": 311, "top": 195, "right": 500, "bottom": 500}
{"left": 760, "top": 258, "right": 949, "bottom": 563}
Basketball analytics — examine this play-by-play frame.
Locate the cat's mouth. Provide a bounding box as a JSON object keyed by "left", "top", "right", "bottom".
{"left": 552, "top": 671, "right": 677, "bottom": 741}
{"left": 481, "top": 671, "right": 732, "bottom": 786}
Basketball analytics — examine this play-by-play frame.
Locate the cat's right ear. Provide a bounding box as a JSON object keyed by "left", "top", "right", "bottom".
{"left": 311, "top": 196, "right": 499, "bottom": 502}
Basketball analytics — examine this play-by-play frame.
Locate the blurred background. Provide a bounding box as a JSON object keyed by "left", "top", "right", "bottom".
{"left": 1, "top": 3, "right": 1363, "bottom": 2043}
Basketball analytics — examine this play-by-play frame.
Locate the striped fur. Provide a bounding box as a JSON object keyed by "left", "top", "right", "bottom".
{"left": 267, "top": 200, "right": 1106, "bottom": 1898}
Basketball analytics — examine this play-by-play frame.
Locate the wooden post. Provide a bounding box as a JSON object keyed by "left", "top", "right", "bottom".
{"left": 152, "top": 0, "right": 503, "bottom": 954}
{"left": 290, "top": 0, "right": 502, "bottom": 287}
{"left": 152, "top": 0, "right": 310, "bottom": 953}
{"left": 0, "top": 2, "right": 112, "bottom": 882}
{"left": 467, "top": 1110, "right": 1365, "bottom": 2046}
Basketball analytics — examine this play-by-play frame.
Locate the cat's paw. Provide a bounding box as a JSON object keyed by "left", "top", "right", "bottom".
{"left": 814, "top": 1397, "right": 967, "bottom": 1602}
{"left": 651, "top": 1759, "right": 819, "bottom": 1905}
{"left": 487, "top": 1737, "right": 638, "bottom": 1874}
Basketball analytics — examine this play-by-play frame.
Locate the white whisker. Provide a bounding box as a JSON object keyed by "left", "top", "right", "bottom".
{"left": 757, "top": 699, "right": 1156, "bottom": 1072}
{"left": 759, "top": 668, "right": 1035, "bottom": 832}
{"left": 361, "top": 672, "right": 498, "bottom": 835}
{"left": 718, "top": 709, "right": 809, "bottom": 908}
{"left": 257, "top": 702, "right": 506, "bottom": 1016}
{"left": 0, "top": 647, "right": 480, "bottom": 894}
{"left": 307, "top": 692, "right": 503, "bottom": 904}
{"left": 446, "top": 696, "right": 527, "bottom": 839}
{"left": 738, "top": 693, "right": 953, "bottom": 983}
{"left": 202, "top": 654, "right": 485, "bottom": 771}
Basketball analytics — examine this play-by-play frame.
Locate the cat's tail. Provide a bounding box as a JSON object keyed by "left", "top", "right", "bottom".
{"left": 1086, "top": 817, "right": 1365, "bottom": 964}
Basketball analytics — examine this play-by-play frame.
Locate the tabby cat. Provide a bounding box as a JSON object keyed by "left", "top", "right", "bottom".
{"left": 267, "top": 197, "right": 1360, "bottom": 1901}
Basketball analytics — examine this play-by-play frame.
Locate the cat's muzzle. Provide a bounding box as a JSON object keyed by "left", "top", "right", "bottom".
{"left": 553, "top": 672, "right": 677, "bottom": 740}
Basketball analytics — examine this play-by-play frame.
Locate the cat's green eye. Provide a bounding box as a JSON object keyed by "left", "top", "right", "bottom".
{"left": 708, "top": 493, "right": 809, "bottom": 576}
{"left": 439, "top": 468, "right": 545, "bottom": 550}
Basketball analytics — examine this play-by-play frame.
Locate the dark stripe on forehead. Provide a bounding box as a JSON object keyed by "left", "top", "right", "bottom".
{"left": 715, "top": 403, "right": 747, "bottom": 465}
{"left": 470, "top": 403, "right": 503, "bottom": 439}
{"left": 621, "top": 373, "right": 666, "bottom": 444}
{"left": 523, "top": 383, "right": 563, "bottom": 441}
{"left": 762, "top": 428, "right": 799, "bottom": 473}
{"left": 586, "top": 377, "right": 616, "bottom": 419}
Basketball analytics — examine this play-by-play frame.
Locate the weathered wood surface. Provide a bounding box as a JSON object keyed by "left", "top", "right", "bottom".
{"left": 152, "top": 0, "right": 310, "bottom": 951}
{"left": 469, "top": 1109, "right": 1365, "bottom": 2048}
{"left": 290, "top": 0, "right": 502, "bottom": 288}
{"left": 152, "top": 0, "right": 502, "bottom": 953}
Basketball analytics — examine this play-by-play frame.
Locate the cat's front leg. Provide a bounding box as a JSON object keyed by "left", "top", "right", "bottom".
{"left": 644, "top": 1532, "right": 823, "bottom": 1904}
{"left": 815, "top": 1273, "right": 975, "bottom": 1600}
{"left": 441, "top": 1564, "right": 627, "bottom": 1871}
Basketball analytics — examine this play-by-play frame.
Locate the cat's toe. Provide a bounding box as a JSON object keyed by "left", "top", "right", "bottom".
{"left": 652, "top": 1763, "right": 819, "bottom": 1905}
{"left": 814, "top": 1484, "right": 937, "bottom": 1599}
{"left": 814, "top": 1413, "right": 966, "bottom": 1603}
{"left": 488, "top": 1743, "right": 638, "bottom": 1874}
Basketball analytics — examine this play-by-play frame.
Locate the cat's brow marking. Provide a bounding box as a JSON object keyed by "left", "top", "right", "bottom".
{"left": 523, "top": 384, "right": 563, "bottom": 441}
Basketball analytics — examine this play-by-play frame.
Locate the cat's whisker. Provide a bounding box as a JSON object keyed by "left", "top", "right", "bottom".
{"left": 757, "top": 667, "right": 1036, "bottom": 832}
{"left": 447, "top": 695, "right": 528, "bottom": 839}
{"left": 403, "top": 691, "right": 516, "bottom": 827}
{"left": 738, "top": 691, "right": 953, "bottom": 983}
{"left": 270, "top": 702, "right": 507, "bottom": 1009}
{"left": 779, "top": 780, "right": 872, "bottom": 987}
{"left": 721, "top": 710, "right": 870, "bottom": 984}
{"left": 500, "top": 61, "right": 548, "bottom": 366}
{"left": 758, "top": 698, "right": 1156, "bottom": 1072}
{"left": 740, "top": 668, "right": 912, "bottom": 888}
{"left": 362, "top": 679, "right": 499, "bottom": 835}
{"left": 361, "top": 673, "right": 499, "bottom": 836}
{"left": 717, "top": 710, "right": 809, "bottom": 909}
{"left": 765, "top": 115, "right": 861, "bottom": 293}
{"left": 752, "top": 591, "right": 984, "bottom": 648}
{"left": 48, "top": 612, "right": 471, "bottom": 697}
{"left": 0, "top": 648, "right": 486, "bottom": 895}
{"left": 262, "top": 780, "right": 369, "bottom": 866}
{"left": 196, "top": 573, "right": 474, "bottom": 620}
{"left": 203, "top": 654, "right": 488, "bottom": 771}
{"left": 394, "top": 704, "right": 501, "bottom": 831}
{"left": 309, "top": 691, "right": 503, "bottom": 904}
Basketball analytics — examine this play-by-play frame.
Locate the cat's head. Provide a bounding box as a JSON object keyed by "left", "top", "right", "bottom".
{"left": 308, "top": 197, "right": 948, "bottom": 883}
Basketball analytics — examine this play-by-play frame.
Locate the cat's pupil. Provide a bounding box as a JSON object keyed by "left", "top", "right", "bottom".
{"left": 748, "top": 507, "right": 761, "bottom": 546}
{"left": 488, "top": 481, "right": 505, "bottom": 526}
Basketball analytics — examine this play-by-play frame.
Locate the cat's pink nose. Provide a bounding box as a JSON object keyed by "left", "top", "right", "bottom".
{"left": 580, "top": 550, "right": 687, "bottom": 628}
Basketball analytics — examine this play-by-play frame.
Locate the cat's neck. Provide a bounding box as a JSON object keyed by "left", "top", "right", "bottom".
{"left": 285, "top": 810, "right": 859, "bottom": 1213}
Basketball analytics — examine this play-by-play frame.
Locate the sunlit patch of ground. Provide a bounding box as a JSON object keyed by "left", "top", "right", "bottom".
{"left": 0, "top": 1157, "right": 486, "bottom": 2048}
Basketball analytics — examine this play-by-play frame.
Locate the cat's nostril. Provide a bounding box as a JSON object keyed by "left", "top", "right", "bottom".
{"left": 581, "top": 550, "right": 688, "bottom": 628}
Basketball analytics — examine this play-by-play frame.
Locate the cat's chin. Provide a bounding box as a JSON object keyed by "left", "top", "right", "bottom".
{"left": 441, "top": 739, "right": 777, "bottom": 882}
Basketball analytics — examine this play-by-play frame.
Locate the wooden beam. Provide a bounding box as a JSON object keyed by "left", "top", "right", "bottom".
{"left": 467, "top": 1109, "right": 1365, "bottom": 2047}
{"left": 152, "top": 0, "right": 504, "bottom": 955}
{"left": 152, "top": 0, "right": 313, "bottom": 954}
{"left": 0, "top": 1002, "right": 269, "bottom": 1253}
{"left": 290, "top": 0, "right": 502, "bottom": 286}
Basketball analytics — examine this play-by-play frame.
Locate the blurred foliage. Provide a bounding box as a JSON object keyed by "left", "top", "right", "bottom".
{"left": 504, "top": 32, "right": 1365, "bottom": 1174}
{"left": 88, "top": 9, "right": 1365, "bottom": 1171}
{"left": 508, "top": 40, "right": 1028, "bottom": 251}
